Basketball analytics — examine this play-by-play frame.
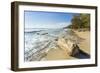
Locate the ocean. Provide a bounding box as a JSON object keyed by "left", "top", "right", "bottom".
{"left": 24, "top": 28, "right": 68, "bottom": 61}
{"left": 24, "top": 28, "right": 90, "bottom": 61}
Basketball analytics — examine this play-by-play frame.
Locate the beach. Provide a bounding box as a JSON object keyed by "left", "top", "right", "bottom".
{"left": 75, "top": 30, "right": 90, "bottom": 54}
{"left": 24, "top": 28, "right": 90, "bottom": 61}
{"left": 44, "top": 30, "right": 90, "bottom": 60}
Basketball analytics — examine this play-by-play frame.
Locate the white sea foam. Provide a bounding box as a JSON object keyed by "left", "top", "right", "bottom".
{"left": 24, "top": 28, "right": 68, "bottom": 61}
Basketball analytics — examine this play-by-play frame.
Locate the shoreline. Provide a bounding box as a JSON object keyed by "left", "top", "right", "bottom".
{"left": 43, "top": 30, "right": 90, "bottom": 61}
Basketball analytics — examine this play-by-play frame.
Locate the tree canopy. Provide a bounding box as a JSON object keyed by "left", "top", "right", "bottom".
{"left": 67, "top": 14, "right": 90, "bottom": 30}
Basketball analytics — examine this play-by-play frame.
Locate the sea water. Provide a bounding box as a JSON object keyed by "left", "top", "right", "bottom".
{"left": 24, "top": 28, "right": 89, "bottom": 61}
{"left": 24, "top": 28, "right": 68, "bottom": 61}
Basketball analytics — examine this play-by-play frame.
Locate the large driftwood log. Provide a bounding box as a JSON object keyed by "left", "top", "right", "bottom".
{"left": 57, "top": 38, "right": 79, "bottom": 56}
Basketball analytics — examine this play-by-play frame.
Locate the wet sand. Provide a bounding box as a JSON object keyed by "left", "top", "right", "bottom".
{"left": 44, "top": 31, "right": 90, "bottom": 60}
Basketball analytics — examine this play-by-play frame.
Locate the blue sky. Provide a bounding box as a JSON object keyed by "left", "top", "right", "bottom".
{"left": 24, "top": 11, "right": 75, "bottom": 28}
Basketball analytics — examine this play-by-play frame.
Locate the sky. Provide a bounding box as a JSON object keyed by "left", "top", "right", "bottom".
{"left": 24, "top": 11, "right": 75, "bottom": 29}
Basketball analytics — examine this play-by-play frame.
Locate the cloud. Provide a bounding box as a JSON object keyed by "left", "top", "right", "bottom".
{"left": 25, "top": 22, "right": 71, "bottom": 29}
{"left": 57, "top": 22, "right": 71, "bottom": 28}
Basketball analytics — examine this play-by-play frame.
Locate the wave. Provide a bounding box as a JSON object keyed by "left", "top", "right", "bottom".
{"left": 24, "top": 28, "right": 85, "bottom": 61}
{"left": 25, "top": 28, "right": 49, "bottom": 32}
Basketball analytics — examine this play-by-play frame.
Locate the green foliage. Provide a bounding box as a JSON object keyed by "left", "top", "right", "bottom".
{"left": 68, "top": 14, "right": 90, "bottom": 29}
{"left": 71, "top": 15, "right": 81, "bottom": 29}
{"left": 80, "top": 14, "right": 90, "bottom": 28}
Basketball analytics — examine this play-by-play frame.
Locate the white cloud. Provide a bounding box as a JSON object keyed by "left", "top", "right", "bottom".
{"left": 25, "top": 22, "right": 71, "bottom": 29}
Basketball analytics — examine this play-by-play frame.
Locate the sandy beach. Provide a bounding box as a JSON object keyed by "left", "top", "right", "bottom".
{"left": 75, "top": 30, "right": 90, "bottom": 54}
{"left": 45, "top": 48, "right": 75, "bottom": 60}
{"left": 44, "top": 30, "right": 90, "bottom": 60}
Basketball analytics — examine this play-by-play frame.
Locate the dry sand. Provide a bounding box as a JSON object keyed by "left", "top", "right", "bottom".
{"left": 45, "top": 48, "right": 74, "bottom": 60}
{"left": 44, "top": 31, "right": 90, "bottom": 60}
{"left": 75, "top": 31, "right": 90, "bottom": 54}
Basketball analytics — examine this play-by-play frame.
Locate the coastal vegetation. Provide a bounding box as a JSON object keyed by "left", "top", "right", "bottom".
{"left": 66, "top": 14, "right": 90, "bottom": 30}
{"left": 24, "top": 12, "right": 90, "bottom": 61}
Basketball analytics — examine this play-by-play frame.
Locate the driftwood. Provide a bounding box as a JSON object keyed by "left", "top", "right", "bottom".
{"left": 71, "top": 44, "right": 90, "bottom": 58}
{"left": 57, "top": 37, "right": 90, "bottom": 58}
{"left": 57, "top": 38, "right": 76, "bottom": 55}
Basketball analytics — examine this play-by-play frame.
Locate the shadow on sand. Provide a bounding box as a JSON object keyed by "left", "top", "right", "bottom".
{"left": 71, "top": 44, "right": 90, "bottom": 59}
